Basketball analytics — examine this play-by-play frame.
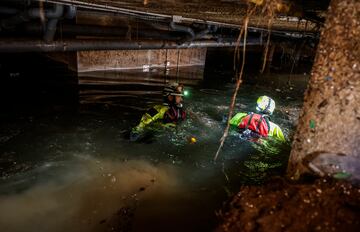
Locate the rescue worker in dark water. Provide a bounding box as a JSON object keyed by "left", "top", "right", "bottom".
{"left": 130, "top": 82, "right": 186, "bottom": 141}
{"left": 229, "top": 96, "right": 285, "bottom": 142}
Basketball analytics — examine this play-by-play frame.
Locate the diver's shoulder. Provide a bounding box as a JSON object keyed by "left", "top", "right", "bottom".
{"left": 153, "top": 104, "right": 169, "bottom": 111}
{"left": 268, "top": 121, "right": 282, "bottom": 130}
{"left": 144, "top": 104, "right": 169, "bottom": 117}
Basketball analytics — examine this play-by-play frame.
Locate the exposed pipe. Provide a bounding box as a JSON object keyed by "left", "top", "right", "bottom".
{"left": 170, "top": 22, "right": 217, "bottom": 44}
{"left": 194, "top": 24, "right": 214, "bottom": 39}
{"left": 44, "top": 16, "right": 62, "bottom": 42}
{"left": 28, "top": 3, "right": 63, "bottom": 18}
{"left": 24, "top": 24, "right": 183, "bottom": 40}
{"left": 44, "top": 0, "right": 171, "bottom": 22}
{"left": 40, "top": 0, "right": 240, "bottom": 29}
{"left": 1, "top": 0, "right": 316, "bottom": 40}
{"left": 1, "top": 3, "right": 76, "bottom": 42}
{"left": 170, "top": 21, "right": 195, "bottom": 44}
{"left": 0, "top": 38, "right": 262, "bottom": 52}
{"left": 28, "top": 4, "right": 76, "bottom": 42}
{"left": 64, "top": 5, "right": 76, "bottom": 19}
{"left": 41, "top": 4, "right": 64, "bottom": 42}
{"left": 41, "top": 0, "right": 319, "bottom": 38}
{"left": 1, "top": 3, "right": 64, "bottom": 29}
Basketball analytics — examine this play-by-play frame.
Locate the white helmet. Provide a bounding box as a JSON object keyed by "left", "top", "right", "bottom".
{"left": 256, "top": 96, "right": 275, "bottom": 115}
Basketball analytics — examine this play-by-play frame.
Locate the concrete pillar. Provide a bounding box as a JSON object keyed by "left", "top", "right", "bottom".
{"left": 287, "top": 0, "right": 360, "bottom": 179}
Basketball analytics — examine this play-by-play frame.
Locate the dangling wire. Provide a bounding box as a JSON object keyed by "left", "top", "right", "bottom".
{"left": 164, "top": 49, "right": 168, "bottom": 84}
{"left": 260, "top": 17, "right": 273, "bottom": 73}
{"left": 214, "top": 0, "right": 282, "bottom": 161}
{"left": 176, "top": 49, "right": 180, "bottom": 83}
{"left": 39, "top": 0, "right": 45, "bottom": 27}
{"left": 214, "top": 5, "right": 256, "bottom": 161}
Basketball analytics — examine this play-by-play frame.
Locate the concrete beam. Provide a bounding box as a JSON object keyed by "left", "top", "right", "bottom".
{"left": 77, "top": 48, "right": 207, "bottom": 72}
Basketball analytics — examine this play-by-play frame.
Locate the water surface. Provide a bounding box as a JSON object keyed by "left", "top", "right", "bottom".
{"left": 0, "top": 62, "right": 306, "bottom": 232}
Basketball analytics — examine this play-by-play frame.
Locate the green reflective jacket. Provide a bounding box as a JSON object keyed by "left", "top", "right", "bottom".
{"left": 132, "top": 104, "right": 176, "bottom": 133}
{"left": 229, "top": 112, "right": 286, "bottom": 142}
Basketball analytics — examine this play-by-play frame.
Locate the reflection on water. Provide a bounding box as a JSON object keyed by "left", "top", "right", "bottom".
{"left": 0, "top": 159, "right": 183, "bottom": 232}
{"left": 78, "top": 66, "right": 203, "bottom": 110}
{"left": 0, "top": 66, "right": 306, "bottom": 232}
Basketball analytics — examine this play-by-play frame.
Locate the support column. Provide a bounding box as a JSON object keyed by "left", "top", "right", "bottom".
{"left": 287, "top": 0, "right": 360, "bottom": 179}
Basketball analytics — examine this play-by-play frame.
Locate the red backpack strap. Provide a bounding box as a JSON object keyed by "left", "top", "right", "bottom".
{"left": 254, "top": 114, "right": 263, "bottom": 133}
{"left": 239, "top": 113, "right": 270, "bottom": 137}
{"left": 244, "top": 113, "right": 254, "bottom": 130}
{"left": 263, "top": 115, "right": 271, "bottom": 134}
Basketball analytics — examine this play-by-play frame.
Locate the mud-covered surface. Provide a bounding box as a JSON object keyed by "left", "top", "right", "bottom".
{"left": 218, "top": 177, "right": 360, "bottom": 232}
{"left": 288, "top": 0, "right": 360, "bottom": 177}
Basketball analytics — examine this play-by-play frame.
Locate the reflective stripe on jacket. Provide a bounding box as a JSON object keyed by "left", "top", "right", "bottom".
{"left": 133, "top": 104, "right": 185, "bottom": 133}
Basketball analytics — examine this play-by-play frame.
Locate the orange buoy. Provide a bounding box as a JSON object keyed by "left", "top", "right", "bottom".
{"left": 190, "top": 137, "right": 197, "bottom": 144}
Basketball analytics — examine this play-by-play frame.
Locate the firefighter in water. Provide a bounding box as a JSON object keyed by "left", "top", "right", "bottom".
{"left": 130, "top": 82, "right": 186, "bottom": 141}
{"left": 229, "top": 96, "right": 285, "bottom": 142}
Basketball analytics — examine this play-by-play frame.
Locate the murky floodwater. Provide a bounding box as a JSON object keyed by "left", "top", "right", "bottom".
{"left": 0, "top": 58, "right": 307, "bottom": 232}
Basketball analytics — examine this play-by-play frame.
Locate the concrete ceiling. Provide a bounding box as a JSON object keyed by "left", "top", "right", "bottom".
{"left": 47, "top": 0, "right": 330, "bottom": 30}
{"left": 0, "top": 0, "right": 327, "bottom": 52}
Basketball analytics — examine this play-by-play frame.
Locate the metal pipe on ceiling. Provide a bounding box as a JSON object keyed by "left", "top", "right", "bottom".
{"left": 23, "top": 24, "right": 183, "bottom": 40}
{"left": 0, "top": 37, "right": 262, "bottom": 52}
{"left": 1, "top": 3, "right": 76, "bottom": 42}
{"left": 1, "top": 0, "right": 318, "bottom": 39}
{"left": 37, "top": 0, "right": 319, "bottom": 37}
{"left": 170, "top": 21, "right": 195, "bottom": 43}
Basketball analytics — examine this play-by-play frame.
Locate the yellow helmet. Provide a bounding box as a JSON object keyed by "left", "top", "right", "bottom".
{"left": 256, "top": 96, "right": 275, "bottom": 115}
